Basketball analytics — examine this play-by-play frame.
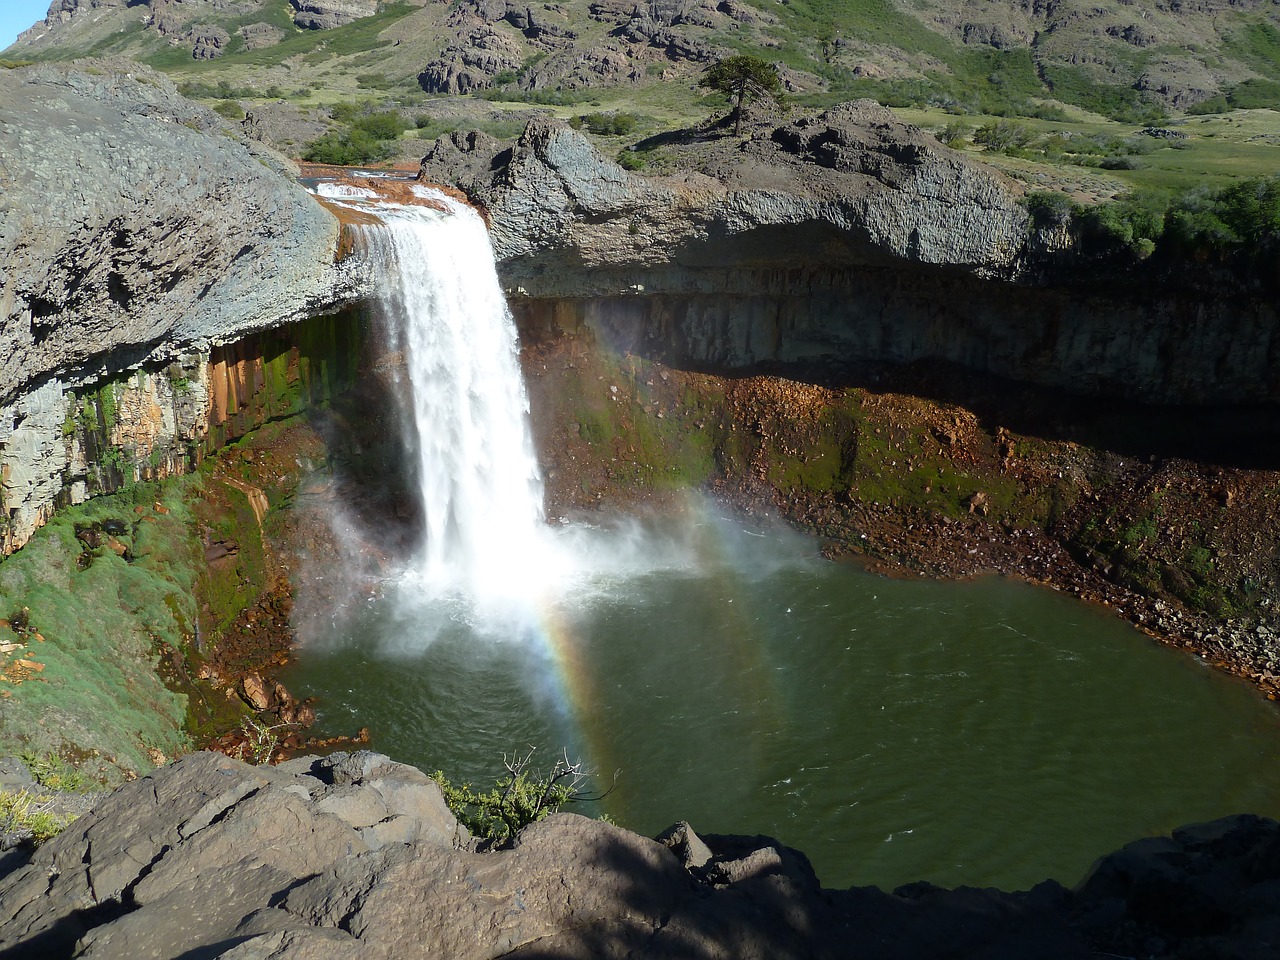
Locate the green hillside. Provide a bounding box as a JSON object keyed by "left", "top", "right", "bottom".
{"left": 4, "top": 0, "right": 1278, "bottom": 197}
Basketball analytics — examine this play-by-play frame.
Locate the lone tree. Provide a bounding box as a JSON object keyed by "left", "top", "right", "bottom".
{"left": 699, "top": 55, "right": 782, "bottom": 136}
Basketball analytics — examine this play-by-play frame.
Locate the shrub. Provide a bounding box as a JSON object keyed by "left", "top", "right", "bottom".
{"left": 1227, "top": 78, "right": 1280, "bottom": 109}
{"left": 0, "top": 790, "right": 75, "bottom": 846}
{"left": 303, "top": 107, "right": 405, "bottom": 165}
{"left": 1077, "top": 191, "right": 1169, "bottom": 256}
{"left": 1187, "top": 95, "right": 1229, "bottom": 115}
{"left": 1166, "top": 176, "right": 1280, "bottom": 253}
{"left": 973, "top": 119, "right": 1034, "bottom": 153}
{"left": 20, "top": 752, "right": 89, "bottom": 792}
{"left": 351, "top": 110, "right": 404, "bottom": 140}
{"left": 303, "top": 130, "right": 394, "bottom": 165}
{"left": 572, "top": 112, "right": 640, "bottom": 136}
{"left": 617, "top": 150, "right": 647, "bottom": 171}
{"left": 430, "top": 749, "right": 597, "bottom": 843}
{"left": 936, "top": 120, "right": 972, "bottom": 148}
{"left": 1025, "top": 191, "right": 1076, "bottom": 230}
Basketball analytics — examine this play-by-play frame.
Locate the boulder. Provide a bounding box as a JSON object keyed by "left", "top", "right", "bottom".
{"left": 290, "top": 0, "right": 378, "bottom": 30}
{"left": 189, "top": 24, "right": 230, "bottom": 59}
{"left": 0, "top": 62, "right": 362, "bottom": 552}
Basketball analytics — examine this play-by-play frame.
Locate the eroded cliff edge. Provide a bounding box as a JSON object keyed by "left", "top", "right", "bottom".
{"left": 0, "top": 62, "right": 367, "bottom": 553}
{"left": 425, "top": 110, "right": 1278, "bottom": 408}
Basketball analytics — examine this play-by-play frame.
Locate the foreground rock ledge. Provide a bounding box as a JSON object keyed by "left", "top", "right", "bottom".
{"left": 1, "top": 752, "right": 1278, "bottom": 959}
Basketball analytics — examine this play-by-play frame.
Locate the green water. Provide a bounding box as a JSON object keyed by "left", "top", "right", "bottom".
{"left": 284, "top": 509, "right": 1280, "bottom": 891}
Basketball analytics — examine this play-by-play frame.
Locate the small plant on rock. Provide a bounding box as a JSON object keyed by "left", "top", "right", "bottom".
{"left": 431, "top": 748, "right": 606, "bottom": 843}
{"left": 20, "top": 752, "right": 88, "bottom": 793}
{"left": 0, "top": 790, "right": 76, "bottom": 846}
{"left": 237, "top": 717, "right": 290, "bottom": 765}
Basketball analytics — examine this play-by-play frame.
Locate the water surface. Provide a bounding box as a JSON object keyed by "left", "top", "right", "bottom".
{"left": 285, "top": 509, "right": 1280, "bottom": 891}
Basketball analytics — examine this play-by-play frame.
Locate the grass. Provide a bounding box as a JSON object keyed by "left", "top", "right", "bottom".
{"left": 1223, "top": 18, "right": 1280, "bottom": 81}
{"left": 144, "top": 3, "right": 417, "bottom": 73}
{"left": 895, "top": 105, "right": 1280, "bottom": 195}
{"left": 0, "top": 790, "right": 75, "bottom": 845}
{"left": 0, "top": 484, "right": 199, "bottom": 783}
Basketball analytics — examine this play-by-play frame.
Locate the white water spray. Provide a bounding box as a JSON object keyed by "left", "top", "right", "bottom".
{"left": 354, "top": 189, "right": 550, "bottom": 609}
{"left": 308, "top": 182, "right": 753, "bottom": 649}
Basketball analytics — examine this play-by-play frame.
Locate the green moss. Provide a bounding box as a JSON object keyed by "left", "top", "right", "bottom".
{"left": 0, "top": 484, "right": 199, "bottom": 782}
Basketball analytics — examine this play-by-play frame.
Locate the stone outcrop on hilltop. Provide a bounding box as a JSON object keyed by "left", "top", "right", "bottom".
{"left": 291, "top": 0, "right": 380, "bottom": 31}
{"left": 2, "top": 750, "right": 1279, "bottom": 959}
{"left": 0, "top": 62, "right": 364, "bottom": 554}
{"left": 16, "top": 0, "right": 374, "bottom": 57}
{"left": 419, "top": 109, "right": 1278, "bottom": 408}
{"left": 443, "top": 103, "right": 1030, "bottom": 290}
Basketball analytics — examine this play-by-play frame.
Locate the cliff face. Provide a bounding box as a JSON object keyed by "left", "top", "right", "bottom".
{"left": 449, "top": 103, "right": 1030, "bottom": 292}
{"left": 0, "top": 62, "right": 366, "bottom": 554}
{"left": 435, "top": 112, "right": 1277, "bottom": 407}
{"left": 511, "top": 272, "right": 1280, "bottom": 406}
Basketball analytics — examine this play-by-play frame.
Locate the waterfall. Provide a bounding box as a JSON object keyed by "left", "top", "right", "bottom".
{"left": 323, "top": 184, "right": 549, "bottom": 613}
{"left": 306, "top": 181, "right": 702, "bottom": 651}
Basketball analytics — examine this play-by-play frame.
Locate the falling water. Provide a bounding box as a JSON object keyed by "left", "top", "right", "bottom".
{"left": 291, "top": 181, "right": 1280, "bottom": 891}
{"left": 348, "top": 188, "right": 550, "bottom": 613}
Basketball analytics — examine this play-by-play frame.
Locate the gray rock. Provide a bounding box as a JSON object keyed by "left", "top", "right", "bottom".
{"left": 655, "top": 819, "right": 712, "bottom": 869}
{"left": 240, "top": 22, "right": 286, "bottom": 50}
{"left": 291, "top": 0, "right": 378, "bottom": 30}
{"left": 462, "top": 109, "right": 1028, "bottom": 297}
{"left": 0, "top": 61, "right": 364, "bottom": 553}
{"left": 3, "top": 751, "right": 1278, "bottom": 959}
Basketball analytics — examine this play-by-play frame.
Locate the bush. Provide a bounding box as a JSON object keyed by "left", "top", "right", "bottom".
{"left": 21, "top": 752, "right": 89, "bottom": 792}
{"left": 936, "top": 119, "right": 972, "bottom": 148}
{"left": 430, "top": 749, "right": 595, "bottom": 843}
{"left": 1165, "top": 176, "right": 1280, "bottom": 253}
{"left": 1077, "top": 191, "right": 1169, "bottom": 256}
{"left": 617, "top": 150, "right": 647, "bottom": 171}
{"left": 572, "top": 112, "right": 640, "bottom": 136}
{"left": 1187, "top": 95, "right": 1229, "bottom": 115}
{"left": 1227, "top": 78, "right": 1280, "bottom": 109}
{"left": 351, "top": 110, "right": 405, "bottom": 140}
{"left": 1098, "top": 155, "right": 1144, "bottom": 170}
{"left": 973, "top": 119, "right": 1034, "bottom": 153}
{"left": 1025, "top": 191, "right": 1076, "bottom": 230}
{"left": 303, "top": 130, "right": 394, "bottom": 165}
{"left": 303, "top": 107, "right": 405, "bottom": 165}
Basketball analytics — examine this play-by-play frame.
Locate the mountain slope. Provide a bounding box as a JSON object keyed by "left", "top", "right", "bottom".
{"left": 6, "top": 0, "right": 1279, "bottom": 118}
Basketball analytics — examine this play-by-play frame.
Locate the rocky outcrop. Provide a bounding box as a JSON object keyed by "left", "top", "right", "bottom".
{"left": 238, "top": 21, "right": 285, "bottom": 49}
{"left": 290, "top": 0, "right": 379, "bottom": 30}
{"left": 457, "top": 105, "right": 1028, "bottom": 290}
{"left": 2, "top": 750, "right": 1279, "bottom": 959}
{"left": 418, "top": 29, "right": 523, "bottom": 94}
{"left": 422, "top": 111, "right": 1277, "bottom": 407}
{"left": 189, "top": 23, "right": 231, "bottom": 59}
{"left": 0, "top": 62, "right": 365, "bottom": 553}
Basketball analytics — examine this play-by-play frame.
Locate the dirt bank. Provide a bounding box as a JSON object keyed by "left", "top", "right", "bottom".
{"left": 520, "top": 332, "right": 1280, "bottom": 704}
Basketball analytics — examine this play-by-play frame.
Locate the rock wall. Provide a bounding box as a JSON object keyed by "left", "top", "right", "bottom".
{"left": 0, "top": 62, "right": 367, "bottom": 555}
{"left": 511, "top": 265, "right": 1280, "bottom": 405}
{"left": 432, "top": 112, "right": 1277, "bottom": 409}
{"left": 1, "top": 310, "right": 369, "bottom": 557}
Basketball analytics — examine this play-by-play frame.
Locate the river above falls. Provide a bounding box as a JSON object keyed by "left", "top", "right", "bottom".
{"left": 283, "top": 504, "right": 1280, "bottom": 892}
